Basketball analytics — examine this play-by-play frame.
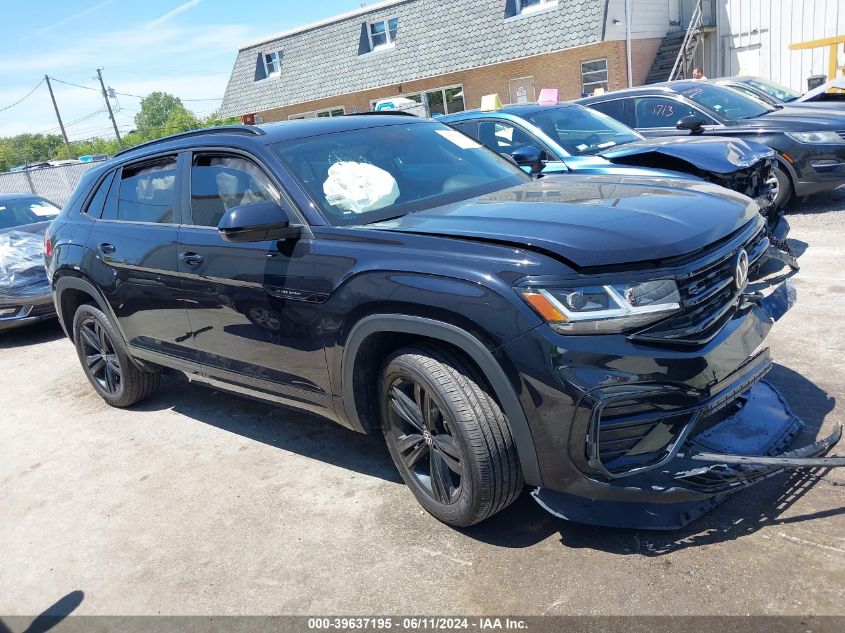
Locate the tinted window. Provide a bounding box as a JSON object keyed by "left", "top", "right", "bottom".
{"left": 477, "top": 121, "right": 539, "bottom": 153}
{"left": 523, "top": 105, "right": 641, "bottom": 155}
{"left": 633, "top": 97, "right": 697, "bottom": 128}
{"left": 588, "top": 99, "right": 627, "bottom": 124}
{"left": 273, "top": 121, "right": 527, "bottom": 226}
{"left": 0, "top": 196, "right": 60, "bottom": 229}
{"left": 678, "top": 84, "right": 772, "bottom": 120}
{"left": 84, "top": 171, "right": 115, "bottom": 218}
{"left": 190, "top": 154, "right": 276, "bottom": 227}
{"left": 108, "top": 157, "right": 178, "bottom": 223}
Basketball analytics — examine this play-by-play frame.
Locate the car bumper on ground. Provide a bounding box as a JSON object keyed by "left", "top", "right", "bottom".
{"left": 0, "top": 293, "right": 55, "bottom": 332}
{"left": 502, "top": 280, "right": 844, "bottom": 529}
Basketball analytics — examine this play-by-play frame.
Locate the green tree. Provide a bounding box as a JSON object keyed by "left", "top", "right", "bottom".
{"left": 163, "top": 107, "right": 200, "bottom": 136}
{"left": 203, "top": 112, "right": 240, "bottom": 127}
{"left": 134, "top": 92, "right": 188, "bottom": 138}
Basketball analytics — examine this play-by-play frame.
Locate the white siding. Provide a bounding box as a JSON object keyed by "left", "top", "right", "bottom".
{"left": 705, "top": 0, "right": 845, "bottom": 91}
{"left": 605, "top": 0, "right": 671, "bottom": 41}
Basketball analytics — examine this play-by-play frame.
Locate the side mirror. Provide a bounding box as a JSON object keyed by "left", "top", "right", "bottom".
{"left": 676, "top": 115, "right": 705, "bottom": 135}
{"left": 511, "top": 146, "right": 545, "bottom": 173}
{"left": 217, "top": 200, "right": 300, "bottom": 243}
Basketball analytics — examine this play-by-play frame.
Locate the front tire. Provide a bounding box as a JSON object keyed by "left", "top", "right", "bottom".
{"left": 380, "top": 345, "right": 523, "bottom": 527}
{"left": 771, "top": 163, "right": 793, "bottom": 210}
{"left": 72, "top": 304, "right": 159, "bottom": 407}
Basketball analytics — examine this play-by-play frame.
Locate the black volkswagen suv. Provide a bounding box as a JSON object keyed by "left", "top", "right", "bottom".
{"left": 45, "top": 118, "right": 843, "bottom": 530}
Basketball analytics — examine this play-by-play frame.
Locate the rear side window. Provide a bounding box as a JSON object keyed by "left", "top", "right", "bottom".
{"left": 103, "top": 156, "right": 178, "bottom": 223}
{"left": 83, "top": 170, "right": 115, "bottom": 218}
{"left": 189, "top": 153, "right": 277, "bottom": 227}
{"left": 632, "top": 97, "right": 696, "bottom": 128}
{"left": 587, "top": 99, "right": 627, "bottom": 125}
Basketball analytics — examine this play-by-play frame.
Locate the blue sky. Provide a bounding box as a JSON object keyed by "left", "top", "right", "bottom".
{"left": 0, "top": 0, "right": 363, "bottom": 139}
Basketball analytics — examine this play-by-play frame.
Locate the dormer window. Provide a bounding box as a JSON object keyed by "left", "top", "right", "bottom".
{"left": 263, "top": 50, "right": 283, "bottom": 77}
{"left": 519, "top": 0, "right": 558, "bottom": 14}
{"left": 368, "top": 17, "right": 398, "bottom": 51}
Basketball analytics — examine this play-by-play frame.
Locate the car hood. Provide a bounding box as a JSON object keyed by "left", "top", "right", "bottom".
{"left": 736, "top": 108, "right": 845, "bottom": 131}
{"left": 369, "top": 176, "right": 759, "bottom": 268}
{"left": 556, "top": 155, "right": 701, "bottom": 180}
{"left": 598, "top": 135, "right": 774, "bottom": 174}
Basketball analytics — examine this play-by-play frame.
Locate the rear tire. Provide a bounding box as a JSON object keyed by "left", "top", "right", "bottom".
{"left": 771, "top": 164, "right": 793, "bottom": 210}
{"left": 72, "top": 304, "right": 159, "bottom": 407}
{"left": 380, "top": 345, "right": 523, "bottom": 527}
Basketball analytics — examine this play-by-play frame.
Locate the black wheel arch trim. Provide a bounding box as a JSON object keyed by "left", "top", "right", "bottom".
{"left": 341, "top": 314, "right": 543, "bottom": 486}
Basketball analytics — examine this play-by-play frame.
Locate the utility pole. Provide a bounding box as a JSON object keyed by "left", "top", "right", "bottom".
{"left": 96, "top": 68, "right": 123, "bottom": 149}
{"left": 44, "top": 75, "right": 72, "bottom": 157}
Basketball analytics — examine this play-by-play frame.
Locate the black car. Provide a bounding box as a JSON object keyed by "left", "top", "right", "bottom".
{"left": 577, "top": 81, "right": 845, "bottom": 208}
{"left": 713, "top": 76, "right": 845, "bottom": 114}
{"left": 46, "top": 119, "right": 844, "bottom": 530}
{"left": 0, "top": 194, "right": 61, "bottom": 331}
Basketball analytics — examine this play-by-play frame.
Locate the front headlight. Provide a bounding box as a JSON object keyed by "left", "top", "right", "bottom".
{"left": 518, "top": 279, "right": 681, "bottom": 334}
{"left": 786, "top": 131, "right": 844, "bottom": 144}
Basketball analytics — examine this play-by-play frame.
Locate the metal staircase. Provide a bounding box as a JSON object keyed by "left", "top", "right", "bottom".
{"left": 645, "top": 0, "right": 705, "bottom": 84}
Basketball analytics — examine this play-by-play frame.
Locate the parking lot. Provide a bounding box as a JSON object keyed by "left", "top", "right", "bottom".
{"left": 1, "top": 192, "right": 844, "bottom": 618}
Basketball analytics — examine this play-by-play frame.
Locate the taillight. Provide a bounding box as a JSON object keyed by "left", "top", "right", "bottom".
{"left": 44, "top": 228, "right": 53, "bottom": 258}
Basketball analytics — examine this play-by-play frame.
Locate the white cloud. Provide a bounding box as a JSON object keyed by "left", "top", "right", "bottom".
{"left": 145, "top": 0, "right": 203, "bottom": 29}
{"left": 30, "top": 0, "right": 114, "bottom": 38}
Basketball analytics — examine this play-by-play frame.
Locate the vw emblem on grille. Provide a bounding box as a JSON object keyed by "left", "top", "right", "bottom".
{"left": 734, "top": 249, "right": 749, "bottom": 290}
{"left": 422, "top": 429, "right": 433, "bottom": 446}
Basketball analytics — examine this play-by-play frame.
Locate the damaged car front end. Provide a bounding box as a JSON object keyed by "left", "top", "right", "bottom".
{"left": 0, "top": 195, "right": 60, "bottom": 331}
{"left": 496, "top": 212, "right": 839, "bottom": 529}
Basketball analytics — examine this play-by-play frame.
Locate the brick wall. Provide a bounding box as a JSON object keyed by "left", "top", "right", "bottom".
{"left": 253, "top": 38, "right": 662, "bottom": 122}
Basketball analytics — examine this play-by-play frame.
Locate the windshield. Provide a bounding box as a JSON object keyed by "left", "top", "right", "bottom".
{"left": 522, "top": 105, "right": 642, "bottom": 155}
{"left": 273, "top": 121, "right": 528, "bottom": 226}
{"left": 679, "top": 84, "right": 773, "bottom": 120}
{"left": 743, "top": 77, "right": 800, "bottom": 103}
{"left": 0, "top": 196, "right": 60, "bottom": 229}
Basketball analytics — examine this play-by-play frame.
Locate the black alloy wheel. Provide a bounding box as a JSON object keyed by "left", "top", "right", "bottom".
{"left": 385, "top": 375, "right": 464, "bottom": 504}
{"left": 78, "top": 316, "right": 122, "bottom": 394}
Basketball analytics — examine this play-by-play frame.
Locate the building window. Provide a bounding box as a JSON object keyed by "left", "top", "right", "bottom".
{"left": 263, "top": 50, "right": 283, "bottom": 77}
{"left": 370, "top": 85, "right": 465, "bottom": 116}
{"left": 581, "top": 58, "right": 609, "bottom": 96}
{"left": 519, "top": 0, "right": 558, "bottom": 14}
{"left": 368, "top": 17, "right": 398, "bottom": 51}
{"left": 288, "top": 106, "right": 346, "bottom": 120}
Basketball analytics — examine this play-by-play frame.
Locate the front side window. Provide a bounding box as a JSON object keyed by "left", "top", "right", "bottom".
{"left": 0, "top": 196, "right": 60, "bottom": 229}
{"left": 519, "top": 0, "right": 558, "bottom": 13}
{"left": 678, "top": 84, "right": 772, "bottom": 121}
{"left": 273, "top": 122, "right": 527, "bottom": 226}
{"left": 581, "top": 59, "right": 608, "bottom": 96}
{"left": 263, "top": 50, "right": 283, "bottom": 76}
{"left": 524, "top": 105, "right": 641, "bottom": 155}
{"left": 190, "top": 154, "right": 277, "bottom": 227}
{"left": 632, "top": 97, "right": 697, "bottom": 128}
{"left": 368, "top": 17, "right": 398, "bottom": 51}
{"left": 109, "top": 157, "right": 178, "bottom": 224}
{"left": 477, "top": 120, "right": 540, "bottom": 153}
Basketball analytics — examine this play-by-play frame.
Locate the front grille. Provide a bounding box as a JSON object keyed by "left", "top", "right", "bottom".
{"left": 631, "top": 225, "right": 768, "bottom": 346}
{"left": 28, "top": 303, "right": 55, "bottom": 318}
{"left": 837, "top": 130, "right": 845, "bottom": 142}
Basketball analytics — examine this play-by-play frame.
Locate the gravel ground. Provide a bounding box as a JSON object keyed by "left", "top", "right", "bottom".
{"left": 1, "top": 190, "right": 844, "bottom": 618}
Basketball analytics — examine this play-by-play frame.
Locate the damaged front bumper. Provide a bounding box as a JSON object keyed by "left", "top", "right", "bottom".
{"left": 516, "top": 280, "right": 843, "bottom": 530}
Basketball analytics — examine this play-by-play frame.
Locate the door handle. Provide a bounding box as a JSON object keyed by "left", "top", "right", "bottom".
{"left": 98, "top": 242, "right": 116, "bottom": 254}
{"left": 180, "top": 252, "right": 205, "bottom": 265}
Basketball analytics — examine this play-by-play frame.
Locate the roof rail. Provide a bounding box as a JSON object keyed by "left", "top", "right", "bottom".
{"left": 114, "top": 125, "right": 266, "bottom": 157}
{"left": 345, "top": 111, "right": 418, "bottom": 117}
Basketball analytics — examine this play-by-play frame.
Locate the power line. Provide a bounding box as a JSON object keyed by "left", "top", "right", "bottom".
{"left": 0, "top": 78, "right": 45, "bottom": 114}
{"left": 48, "top": 75, "right": 222, "bottom": 101}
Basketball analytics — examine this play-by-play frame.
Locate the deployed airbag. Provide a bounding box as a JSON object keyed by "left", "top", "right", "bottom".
{"left": 323, "top": 161, "right": 400, "bottom": 214}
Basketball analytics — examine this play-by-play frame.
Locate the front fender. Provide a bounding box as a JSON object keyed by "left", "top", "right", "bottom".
{"left": 341, "top": 314, "right": 543, "bottom": 487}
